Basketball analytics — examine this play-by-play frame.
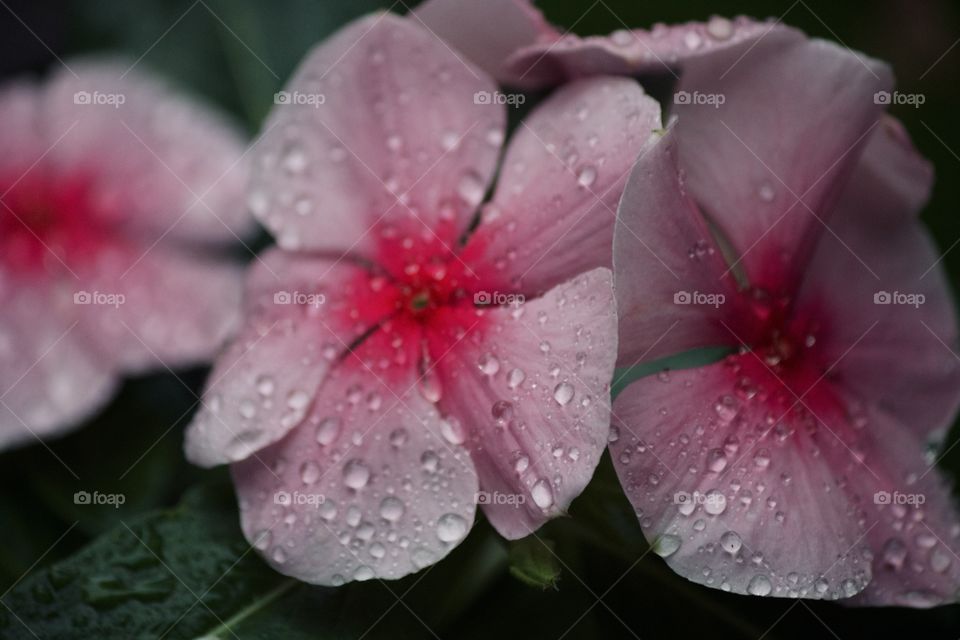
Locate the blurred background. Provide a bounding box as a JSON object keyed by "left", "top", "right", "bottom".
{"left": 1, "top": 0, "right": 959, "bottom": 637}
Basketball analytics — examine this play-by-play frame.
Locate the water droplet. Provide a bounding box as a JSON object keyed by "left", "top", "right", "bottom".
{"left": 379, "top": 496, "right": 405, "bottom": 522}
{"left": 256, "top": 375, "right": 275, "bottom": 397}
{"left": 531, "top": 479, "right": 554, "bottom": 509}
{"left": 654, "top": 534, "right": 682, "bottom": 557}
{"left": 389, "top": 427, "right": 408, "bottom": 448}
{"left": 720, "top": 531, "right": 742, "bottom": 554}
{"left": 747, "top": 574, "right": 772, "bottom": 596}
{"left": 315, "top": 417, "right": 341, "bottom": 446}
{"left": 553, "top": 382, "right": 575, "bottom": 406}
{"left": 576, "top": 165, "right": 597, "bottom": 188}
{"left": 343, "top": 459, "right": 370, "bottom": 489}
{"left": 707, "top": 16, "right": 734, "bottom": 40}
{"left": 436, "top": 513, "right": 468, "bottom": 543}
{"left": 704, "top": 490, "right": 727, "bottom": 515}
{"left": 477, "top": 353, "right": 500, "bottom": 376}
{"left": 507, "top": 368, "right": 526, "bottom": 389}
{"left": 300, "top": 461, "right": 320, "bottom": 484}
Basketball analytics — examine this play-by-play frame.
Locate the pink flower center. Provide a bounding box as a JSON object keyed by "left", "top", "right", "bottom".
{"left": 0, "top": 170, "right": 107, "bottom": 274}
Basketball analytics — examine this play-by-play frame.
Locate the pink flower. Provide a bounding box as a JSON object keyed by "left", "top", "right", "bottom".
{"left": 184, "top": 11, "right": 661, "bottom": 584}
{"left": 609, "top": 28, "right": 960, "bottom": 604}
{"left": 0, "top": 60, "right": 251, "bottom": 450}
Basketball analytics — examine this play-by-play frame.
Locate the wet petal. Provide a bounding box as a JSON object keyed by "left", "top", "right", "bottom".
{"left": 42, "top": 59, "right": 253, "bottom": 243}
{"left": 611, "top": 357, "right": 873, "bottom": 599}
{"left": 249, "top": 13, "right": 504, "bottom": 256}
{"left": 613, "top": 125, "right": 741, "bottom": 367}
{"left": 464, "top": 77, "right": 660, "bottom": 297}
{"left": 670, "top": 37, "right": 891, "bottom": 293}
{"left": 413, "top": 0, "right": 559, "bottom": 84}
{"left": 505, "top": 17, "right": 792, "bottom": 89}
{"left": 433, "top": 268, "right": 617, "bottom": 538}
{"left": 231, "top": 320, "right": 478, "bottom": 585}
{"left": 185, "top": 252, "right": 401, "bottom": 467}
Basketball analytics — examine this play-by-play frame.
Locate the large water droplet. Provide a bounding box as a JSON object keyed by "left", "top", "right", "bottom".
{"left": 343, "top": 459, "right": 370, "bottom": 489}
{"left": 436, "top": 513, "right": 468, "bottom": 543}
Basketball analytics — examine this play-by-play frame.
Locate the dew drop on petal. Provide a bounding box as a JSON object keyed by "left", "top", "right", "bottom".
{"left": 436, "top": 513, "right": 468, "bottom": 543}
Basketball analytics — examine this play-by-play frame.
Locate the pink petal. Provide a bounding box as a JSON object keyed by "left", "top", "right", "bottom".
{"left": 463, "top": 77, "right": 661, "bottom": 297}
{"left": 248, "top": 13, "right": 504, "bottom": 256}
{"left": 74, "top": 244, "right": 244, "bottom": 374}
{"left": 611, "top": 357, "right": 874, "bottom": 599}
{"left": 231, "top": 320, "right": 479, "bottom": 585}
{"left": 0, "top": 81, "right": 43, "bottom": 177}
{"left": 795, "top": 126, "right": 960, "bottom": 439}
{"left": 42, "top": 59, "right": 253, "bottom": 244}
{"left": 0, "top": 283, "right": 116, "bottom": 449}
{"left": 670, "top": 37, "right": 891, "bottom": 294}
{"left": 184, "top": 252, "right": 401, "bottom": 467}
{"left": 412, "top": 0, "right": 560, "bottom": 85}
{"left": 503, "top": 17, "right": 796, "bottom": 89}
{"left": 433, "top": 268, "right": 617, "bottom": 538}
{"left": 839, "top": 400, "right": 960, "bottom": 607}
{"left": 613, "top": 126, "right": 742, "bottom": 366}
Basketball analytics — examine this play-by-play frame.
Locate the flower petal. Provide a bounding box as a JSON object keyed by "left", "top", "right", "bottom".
{"left": 611, "top": 357, "right": 874, "bottom": 599}
{"left": 249, "top": 13, "right": 504, "bottom": 256}
{"left": 670, "top": 37, "right": 891, "bottom": 293}
{"left": 231, "top": 320, "right": 479, "bottom": 585}
{"left": 614, "top": 126, "right": 742, "bottom": 366}
{"left": 412, "top": 0, "right": 559, "bottom": 85}
{"left": 463, "top": 77, "right": 661, "bottom": 297}
{"left": 0, "top": 283, "right": 116, "bottom": 449}
{"left": 184, "top": 251, "right": 401, "bottom": 467}
{"left": 503, "top": 18, "right": 794, "bottom": 89}
{"left": 42, "top": 59, "right": 253, "bottom": 244}
{"left": 75, "top": 244, "right": 244, "bottom": 374}
{"left": 839, "top": 401, "right": 960, "bottom": 607}
{"left": 795, "top": 125, "right": 960, "bottom": 439}
{"left": 433, "top": 268, "right": 617, "bottom": 538}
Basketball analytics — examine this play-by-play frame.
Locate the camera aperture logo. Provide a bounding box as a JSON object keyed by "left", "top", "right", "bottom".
{"left": 74, "top": 290, "right": 125, "bottom": 308}
{"left": 473, "top": 91, "right": 525, "bottom": 107}
{"left": 673, "top": 290, "right": 725, "bottom": 308}
{"left": 74, "top": 490, "right": 126, "bottom": 509}
{"left": 874, "top": 490, "right": 925, "bottom": 506}
{"left": 474, "top": 290, "right": 525, "bottom": 307}
{"left": 73, "top": 91, "right": 126, "bottom": 108}
{"left": 274, "top": 290, "right": 326, "bottom": 307}
{"left": 873, "top": 290, "right": 925, "bottom": 308}
{"left": 274, "top": 90, "right": 326, "bottom": 108}
{"left": 274, "top": 490, "right": 325, "bottom": 508}
{"left": 674, "top": 90, "right": 725, "bottom": 108}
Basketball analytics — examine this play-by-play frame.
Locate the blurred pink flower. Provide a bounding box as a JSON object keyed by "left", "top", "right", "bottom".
{"left": 184, "top": 11, "right": 661, "bottom": 585}
{"left": 607, "top": 26, "right": 960, "bottom": 605}
{"left": 0, "top": 60, "right": 251, "bottom": 450}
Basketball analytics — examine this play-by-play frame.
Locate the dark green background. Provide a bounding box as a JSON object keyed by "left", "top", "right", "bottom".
{"left": 1, "top": 0, "right": 959, "bottom": 638}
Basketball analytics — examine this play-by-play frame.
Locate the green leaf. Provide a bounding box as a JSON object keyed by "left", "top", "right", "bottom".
{"left": 0, "top": 479, "right": 299, "bottom": 639}
{"left": 508, "top": 536, "right": 561, "bottom": 590}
